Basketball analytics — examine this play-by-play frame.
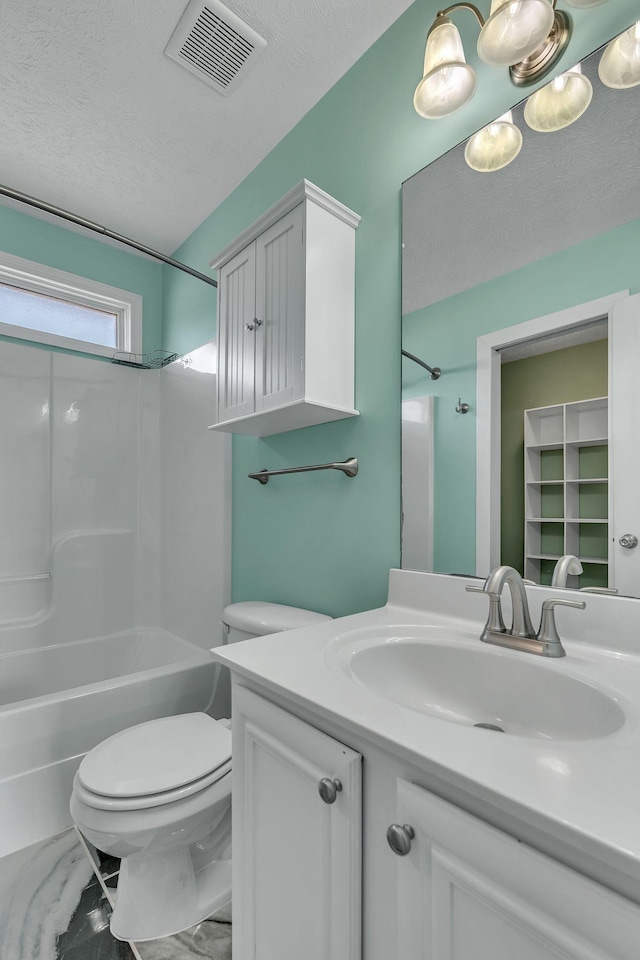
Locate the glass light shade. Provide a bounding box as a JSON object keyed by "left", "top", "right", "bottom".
{"left": 464, "top": 111, "right": 523, "bottom": 172}
{"left": 414, "top": 20, "right": 477, "bottom": 119}
{"left": 598, "top": 21, "right": 640, "bottom": 89}
{"left": 523, "top": 63, "right": 593, "bottom": 132}
{"left": 477, "top": 0, "right": 555, "bottom": 66}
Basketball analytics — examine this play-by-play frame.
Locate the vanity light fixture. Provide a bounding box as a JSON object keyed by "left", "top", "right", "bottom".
{"left": 477, "top": 0, "right": 555, "bottom": 67}
{"left": 414, "top": 0, "right": 571, "bottom": 119}
{"left": 413, "top": 17, "right": 477, "bottom": 117}
{"left": 598, "top": 21, "right": 640, "bottom": 89}
{"left": 523, "top": 62, "right": 593, "bottom": 131}
{"left": 464, "top": 110, "right": 523, "bottom": 170}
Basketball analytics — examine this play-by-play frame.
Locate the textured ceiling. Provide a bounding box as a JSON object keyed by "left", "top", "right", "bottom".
{"left": 0, "top": 0, "right": 415, "bottom": 252}
{"left": 402, "top": 46, "right": 640, "bottom": 316}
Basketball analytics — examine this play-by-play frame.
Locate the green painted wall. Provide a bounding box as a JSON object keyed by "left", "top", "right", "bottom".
{"left": 0, "top": 204, "right": 163, "bottom": 355}
{"left": 162, "top": 1, "right": 636, "bottom": 617}
{"left": 500, "top": 340, "right": 608, "bottom": 574}
{"left": 403, "top": 215, "right": 640, "bottom": 576}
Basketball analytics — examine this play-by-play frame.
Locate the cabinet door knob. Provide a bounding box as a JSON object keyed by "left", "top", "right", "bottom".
{"left": 619, "top": 533, "right": 638, "bottom": 549}
{"left": 318, "top": 778, "right": 342, "bottom": 804}
{"left": 387, "top": 823, "right": 415, "bottom": 856}
{"left": 254, "top": 318, "right": 263, "bottom": 327}
{"left": 245, "top": 322, "right": 255, "bottom": 331}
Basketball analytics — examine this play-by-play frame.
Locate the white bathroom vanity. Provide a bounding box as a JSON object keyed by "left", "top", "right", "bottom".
{"left": 213, "top": 569, "right": 640, "bottom": 960}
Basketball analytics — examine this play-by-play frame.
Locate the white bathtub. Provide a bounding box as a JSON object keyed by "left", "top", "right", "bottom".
{"left": 0, "top": 629, "right": 215, "bottom": 858}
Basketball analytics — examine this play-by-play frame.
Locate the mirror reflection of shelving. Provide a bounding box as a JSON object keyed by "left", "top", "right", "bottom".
{"left": 524, "top": 398, "right": 609, "bottom": 588}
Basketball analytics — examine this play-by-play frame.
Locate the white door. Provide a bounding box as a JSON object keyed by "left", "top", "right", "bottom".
{"left": 392, "top": 779, "right": 640, "bottom": 960}
{"left": 217, "top": 242, "right": 257, "bottom": 422}
{"left": 610, "top": 292, "right": 640, "bottom": 596}
{"left": 254, "top": 205, "right": 305, "bottom": 413}
{"left": 233, "top": 684, "right": 362, "bottom": 960}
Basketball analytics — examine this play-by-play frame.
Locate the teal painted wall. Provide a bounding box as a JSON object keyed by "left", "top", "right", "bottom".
{"left": 162, "top": 1, "right": 637, "bottom": 617}
{"left": 0, "top": 205, "right": 163, "bottom": 355}
{"left": 403, "top": 216, "right": 640, "bottom": 576}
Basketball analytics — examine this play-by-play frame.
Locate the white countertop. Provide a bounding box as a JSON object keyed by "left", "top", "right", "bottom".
{"left": 212, "top": 569, "right": 640, "bottom": 903}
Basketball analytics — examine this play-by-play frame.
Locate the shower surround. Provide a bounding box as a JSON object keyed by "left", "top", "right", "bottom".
{"left": 0, "top": 340, "right": 229, "bottom": 857}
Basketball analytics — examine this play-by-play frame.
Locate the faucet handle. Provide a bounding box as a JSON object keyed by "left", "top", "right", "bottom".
{"left": 466, "top": 584, "right": 506, "bottom": 635}
{"left": 536, "top": 598, "right": 586, "bottom": 656}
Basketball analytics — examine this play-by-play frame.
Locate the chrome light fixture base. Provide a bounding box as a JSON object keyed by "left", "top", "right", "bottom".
{"left": 510, "top": 10, "right": 572, "bottom": 86}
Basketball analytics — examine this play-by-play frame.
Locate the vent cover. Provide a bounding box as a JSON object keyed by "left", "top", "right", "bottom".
{"left": 165, "top": 0, "right": 267, "bottom": 95}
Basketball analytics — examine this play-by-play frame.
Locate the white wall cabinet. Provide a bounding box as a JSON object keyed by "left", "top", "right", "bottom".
{"left": 210, "top": 180, "right": 360, "bottom": 437}
{"left": 232, "top": 681, "right": 640, "bottom": 960}
{"left": 232, "top": 684, "right": 362, "bottom": 960}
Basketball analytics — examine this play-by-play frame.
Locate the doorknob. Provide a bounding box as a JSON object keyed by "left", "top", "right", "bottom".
{"left": 619, "top": 534, "right": 638, "bottom": 549}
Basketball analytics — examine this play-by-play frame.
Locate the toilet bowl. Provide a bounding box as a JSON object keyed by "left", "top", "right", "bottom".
{"left": 70, "top": 602, "right": 331, "bottom": 942}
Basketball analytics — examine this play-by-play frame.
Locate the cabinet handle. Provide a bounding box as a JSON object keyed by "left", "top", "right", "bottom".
{"left": 387, "top": 823, "right": 415, "bottom": 856}
{"left": 318, "top": 778, "right": 342, "bottom": 804}
{"left": 254, "top": 318, "right": 263, "bottom": 327}
{"left": 245, "top": 322, "right": 255, "bottom": 331}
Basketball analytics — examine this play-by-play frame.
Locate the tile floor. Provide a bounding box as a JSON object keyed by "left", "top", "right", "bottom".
{"left": 0, "top": 829, "right": 232, "bottom": 960}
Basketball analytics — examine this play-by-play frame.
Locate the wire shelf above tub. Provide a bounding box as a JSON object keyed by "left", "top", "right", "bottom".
{"left": 111, "top": 350, "right": 183, "bottom": 370}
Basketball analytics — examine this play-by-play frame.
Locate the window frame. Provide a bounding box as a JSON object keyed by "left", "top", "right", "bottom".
{"left": 0, "top": 250, "right": 142, "bottom": 358}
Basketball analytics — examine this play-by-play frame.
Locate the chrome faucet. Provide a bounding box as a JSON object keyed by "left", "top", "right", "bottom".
{"left": 551, "top": 554, "right": 583, "bottom": 587}
{"left": 467, "top": 565, "right": 585, "bottom": 657}
{"left": 552, "top": 554, "right": 618, "bottom": 594}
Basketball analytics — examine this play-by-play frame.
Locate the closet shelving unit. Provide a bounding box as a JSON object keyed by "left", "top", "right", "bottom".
{"left": 524, "top": 397, "right": 609, "bottom": 588}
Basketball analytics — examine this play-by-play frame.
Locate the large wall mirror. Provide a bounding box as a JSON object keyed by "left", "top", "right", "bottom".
{"left": 401, "top": 26, "right": 640, "bottom": 598}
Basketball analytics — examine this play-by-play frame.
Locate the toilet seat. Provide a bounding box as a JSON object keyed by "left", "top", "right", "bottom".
{"left": 73, "top": 759, "right": 232, "bottom": 811}
{"left": 77, "top": 713, "right": 232, "bottom": 810}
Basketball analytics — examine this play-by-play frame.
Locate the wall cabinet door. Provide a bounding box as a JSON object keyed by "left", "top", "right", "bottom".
{"left": 254, "top": 205, "right": 305, "bottom": 414}
{"left": 233, "top": 684, "right": 362, "bottom": 960}
{"left": 392, "top": 779, "right": 640, "bottom": 960}
{"left": 217, "top": 242, "right": 257, "bottom": 423}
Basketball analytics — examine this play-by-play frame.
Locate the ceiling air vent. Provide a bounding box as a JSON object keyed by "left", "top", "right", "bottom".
{"left": 165, "top": 0, "right": 267, "bottom": 95}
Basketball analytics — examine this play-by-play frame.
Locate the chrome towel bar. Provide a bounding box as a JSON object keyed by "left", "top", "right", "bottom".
{"left": 248, "top": 457, "right": 358, "bottom": 485}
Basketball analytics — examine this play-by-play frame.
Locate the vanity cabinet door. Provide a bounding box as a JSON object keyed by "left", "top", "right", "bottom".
{"left": 392, "top": 779, "right": 640, "bottom": 960}
{"left": 233, "top": 684, "right": 362, "bottom": 960}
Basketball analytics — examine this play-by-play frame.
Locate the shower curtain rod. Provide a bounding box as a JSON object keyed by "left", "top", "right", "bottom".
{"left": 0, "top": 183, "right": 218, "bottom": 289}
{"left": 402, "top": 348, "right": 441, "bottom": 380}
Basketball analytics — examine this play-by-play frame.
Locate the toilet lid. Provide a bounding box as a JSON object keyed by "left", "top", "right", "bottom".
{"left": 78, "top": 713, "right": 232, "bottom": 798}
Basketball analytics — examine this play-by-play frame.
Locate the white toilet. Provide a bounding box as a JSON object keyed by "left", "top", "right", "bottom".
{"left": 70, "top": 602, "right": 331, "bottom": 942}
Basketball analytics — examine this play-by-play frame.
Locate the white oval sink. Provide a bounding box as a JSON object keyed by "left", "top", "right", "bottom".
{"left": 330, "top": 629, "right": 625, "bottom": 741}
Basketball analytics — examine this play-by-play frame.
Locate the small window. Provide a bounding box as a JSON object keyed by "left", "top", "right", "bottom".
{"left": 0, "top": 251, "right": 142, "bottom": 357}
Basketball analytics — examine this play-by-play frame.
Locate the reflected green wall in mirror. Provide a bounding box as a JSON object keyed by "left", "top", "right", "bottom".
{"left": 402, "top": 216, "right": 640, "bottom": 576}
{"left": 500, "top": 339, "right": 608, "bottom": 578}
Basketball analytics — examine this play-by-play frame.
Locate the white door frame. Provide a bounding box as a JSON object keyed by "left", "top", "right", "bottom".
{"left": 475, "top": 290, "right": 629, "bottom": 578}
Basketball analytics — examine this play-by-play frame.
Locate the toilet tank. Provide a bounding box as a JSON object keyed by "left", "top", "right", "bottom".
{"left": 222, "top": 601, "right": 332, "bottom": 644}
